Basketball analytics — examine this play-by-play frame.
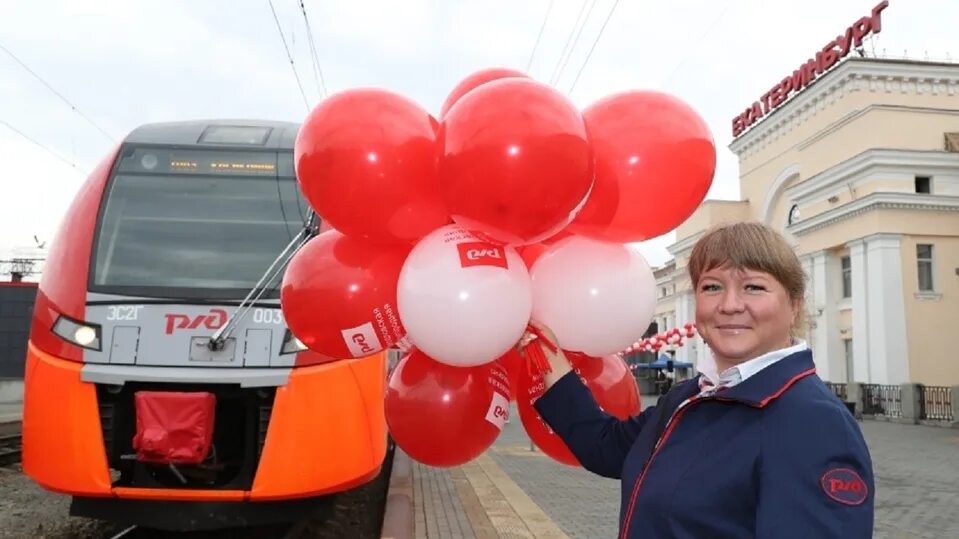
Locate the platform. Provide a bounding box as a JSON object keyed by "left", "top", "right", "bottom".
{"left": 0, "top": 401, "right": 22, "bottom": 424}
{"left": 384, "top": 398, "right": 959, "bottom": 539}
{"left": 379, "top": 400, "right": 655, "bottom": 539}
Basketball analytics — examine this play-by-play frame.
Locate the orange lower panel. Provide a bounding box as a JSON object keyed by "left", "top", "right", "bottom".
{"left": 22, "top": 342, "right": 112, "bottom": 497}
{"left": 23, "top": 341, "right": 387, "bottom": 502}
{"left": 112, "top": 487, "right": 245, "bottom": 502}
{"left": 250, "top": 352, "right": 387, "bottom": 501}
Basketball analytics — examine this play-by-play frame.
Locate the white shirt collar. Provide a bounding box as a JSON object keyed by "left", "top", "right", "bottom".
{"left": 700, "top": 340, "right": 808, "bottom": 392}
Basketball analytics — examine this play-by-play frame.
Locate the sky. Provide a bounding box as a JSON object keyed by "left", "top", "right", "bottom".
{"left": 1, "top": 0, "right": 957, "bottom": 276}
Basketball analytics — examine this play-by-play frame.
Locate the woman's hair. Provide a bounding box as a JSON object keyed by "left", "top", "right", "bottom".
{"left": 687, "top": 221, "right": 806, "bottom": 333}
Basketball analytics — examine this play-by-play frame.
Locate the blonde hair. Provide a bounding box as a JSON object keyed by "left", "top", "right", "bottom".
{"left": 687, "top": 222, "right": 806, "bottom": 334}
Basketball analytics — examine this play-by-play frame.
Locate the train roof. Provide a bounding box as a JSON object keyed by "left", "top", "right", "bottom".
{"left": 124, "top": 119, "right": 301, "bottom": 150}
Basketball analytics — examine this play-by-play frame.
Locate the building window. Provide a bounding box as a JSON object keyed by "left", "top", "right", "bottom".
{"left": 840, "top": 256, "right": 852, "bottom": 298}
{"left": 661, "top": 286, "right": 667, "bottom": 297}
{"left": 915, "top": 176, "right": 931, "bottom": 194}
{"left": 787, "top": 204, "right": 800, "bottom": 226}
{"left": 917, "top": 244, "right": 934, "bottom": 291}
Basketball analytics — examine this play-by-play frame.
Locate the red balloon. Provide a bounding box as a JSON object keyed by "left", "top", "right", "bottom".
{"left": 518, "top": 242, "right": 549, "bottom": 269}
{"left": 295, "top": 89, "right": 450, "bottom": 244}
{"left": 440, "top": 67, "right": 529, "bottom": 119}
{"left": 569, "top": 352, "right": 642, "bottom": 419}
{"left": 516, "top": 351, "right": 641, "bottom": 467}
{"left": 281, "top": 230, "right": 411, "bottom": 358}
{"left": 498, "top": 349, "right": 525, "bottom": 402}
{"left": 386, "top": 350, "right": 512, "bottom": 467}
{"left": 570, "top": 90, "right": 716, "bottom": 242}
{"left": 541, "top": 228, "right": 574, "bottom": 245}
{"left": 440, "top": 78, "right": 594, "bottom": 245}
{"left": 516, "top": 367, "right": 579, "bottom": 466}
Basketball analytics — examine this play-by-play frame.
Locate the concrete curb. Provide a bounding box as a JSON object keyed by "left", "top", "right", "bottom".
{"left": 380, "top": 448, "right": 413, "bottom": 539}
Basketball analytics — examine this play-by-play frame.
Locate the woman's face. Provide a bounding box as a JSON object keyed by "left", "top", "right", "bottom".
{"left": 695, "top": 265, "right": 798, "bottom": 371}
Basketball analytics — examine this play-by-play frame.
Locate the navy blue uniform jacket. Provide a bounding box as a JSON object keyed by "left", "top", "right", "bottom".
{"left": 534, "top": 350, "right": 874, "bottom": 539}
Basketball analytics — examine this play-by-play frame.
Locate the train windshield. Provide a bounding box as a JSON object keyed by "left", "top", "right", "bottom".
{"left": 91, "top": 147, "right": 307, "bottom": 299}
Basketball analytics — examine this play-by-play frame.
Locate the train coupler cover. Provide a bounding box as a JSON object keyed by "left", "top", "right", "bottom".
{"left": 132, "top": 391, "right": 216, "bottom": 465}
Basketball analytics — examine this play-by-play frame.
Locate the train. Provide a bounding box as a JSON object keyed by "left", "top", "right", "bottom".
{"left": 22, "top": 120, "right": 391, "bottom": 532}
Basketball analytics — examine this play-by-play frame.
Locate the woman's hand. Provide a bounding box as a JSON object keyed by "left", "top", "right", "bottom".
{"left": 519, "top": 321, "right": 573, "bottom": 388}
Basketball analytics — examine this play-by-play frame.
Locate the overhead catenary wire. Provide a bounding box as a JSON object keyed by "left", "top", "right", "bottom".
{"left": 568, "top": 0, "right": 620, "bottom": 95}
{"left": 268, "top": 0, "right": 311, "bottom": 112}
{"left": 548, "top": 0, "right": 591, "bottom": 86}
{"left": 298, "top": 0, "right": 329, "bottom": 99}
{"left": 0, "top": 41, "right": 116, "bottom": 143}
{"left": 526, "top": 0, "right": 555, "bottom": 73}
{"left": 552, "top": 0, "right": 598, "bottom": 86}
{"left": 0, "top": 118, "right": 87, "bottom": 174}
{"left": 660, "top": 0, "right": 735, "bottom": 88}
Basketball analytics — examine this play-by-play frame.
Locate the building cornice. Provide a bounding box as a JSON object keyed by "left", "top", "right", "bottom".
{"left": 786, "top": 148, "right": 959, "bottom": 204}
{"left": 788, "top": 192, "right": 959, "bottom": 236}
{"left": 729, "top": 58, "right": 959, "bottom": 158}
{"left": 667, "top": 231, "right": 704, "bottom": 257}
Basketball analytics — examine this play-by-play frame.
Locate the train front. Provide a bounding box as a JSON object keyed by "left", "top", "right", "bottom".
{"left": 21, "top": 122, "right": 389, "bottom": 530}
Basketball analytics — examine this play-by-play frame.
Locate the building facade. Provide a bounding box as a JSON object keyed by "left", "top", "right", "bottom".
{"left": 660, "top": 57, "right": 959, "bottom": 386}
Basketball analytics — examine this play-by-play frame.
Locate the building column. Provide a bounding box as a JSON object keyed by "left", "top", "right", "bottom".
{"left": 811, "top": 251, "right": 843, "bottom": 382}
{"left": 864, "top": 234, "right": 910, "bottom": 384}
{"left": 799, "top": 254, "right": 820, "bottom": 375}
{"left": 847, "top": 239, "right": 871, "bottom": 383}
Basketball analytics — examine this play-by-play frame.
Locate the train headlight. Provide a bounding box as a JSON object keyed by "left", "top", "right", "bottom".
{"left": 280, "top": 329, "right": 308, "bottom": 355}
{"left": 52, "top": 315, "right": 102, "bottom": 351}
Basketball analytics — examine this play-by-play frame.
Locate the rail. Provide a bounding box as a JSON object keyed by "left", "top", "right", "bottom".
{"left": 0, "top": 433, "right": 21, "bottom": 466}
{"left": 824, "top": 382, "right": 848, "bottom": 402}
{"left": 860, "top": 384, "right": 902, "bottom": 418}
{"left": 918, "top": 385, "right": 954, "bottom": 422}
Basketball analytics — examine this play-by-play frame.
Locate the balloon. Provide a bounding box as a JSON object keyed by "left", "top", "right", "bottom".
{"left": 318, "top": 220, "right": 336, "bottom": 234}
{"left": 439, "top": 67, "right": 528, "bottom": 119}
{"left": 295, "top": 88, "right": 449, "bottom": 244}
{"left": 516, "top": 351, "right": 642, "bottom": 467}
{"left": 281, "top": 230, "right": 411, "bottom": 358}
{"left": 518, "top": 242, "right": 549, "bottom": 270}
{"left": 498, "top": 349, "right": 525, "bottom": 402}
{"left": 439, "top": 78, "right": 593, "bottom": 245}
{"left": 516, "top": 367, "right": 579, "bottom": 466}
{"left": 570, "top": 90, "right": 716, "bottom": 242}
{"left": 531, "top": 236, "right": 656, "bottom": 356}
{"left": 568, "top": 352, "right": 641, "bottom": 419}
{"left": 386, "top": 350, "right": 511, "bottom": 467}
{"left": 397, "top": 224, "right": 532, "bottom": 366}
{"left": 541, "top": 228, "right": 574, "bottom": 245}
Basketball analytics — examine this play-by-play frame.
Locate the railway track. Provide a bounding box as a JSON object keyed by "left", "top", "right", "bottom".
{"left": 0, "top": 421, "right": 21, "bottom": 467}
{"left": 0, "top": 420, "right": 392, "bottom": 538}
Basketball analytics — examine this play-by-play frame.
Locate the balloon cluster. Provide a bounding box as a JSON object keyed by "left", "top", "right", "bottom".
{"left": 625, "top": 322, "right": 698, "bottom": 354}
{"left": 281, "top": 67, "right": 715, "bottom": 467}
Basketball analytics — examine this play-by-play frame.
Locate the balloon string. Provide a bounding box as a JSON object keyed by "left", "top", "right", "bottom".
{"left": 526, "top": 341, "right": 552, "bottom": 375}
{"left": 528, "top": 325, "right": 558, "bottom": 353}
{"left": 524, "top": 324, "right": 557, "bottom": 375}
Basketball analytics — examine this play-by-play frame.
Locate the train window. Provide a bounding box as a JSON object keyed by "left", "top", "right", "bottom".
{"left": 198, "top": 125, "right": 272, "bottom": 146}
{"left": 91, "top": 153, "right": 305, "bottom": 299}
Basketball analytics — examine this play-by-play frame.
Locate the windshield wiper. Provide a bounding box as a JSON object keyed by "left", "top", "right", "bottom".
{"left": 207, "top": 211, "right": 318, "bottom": 351}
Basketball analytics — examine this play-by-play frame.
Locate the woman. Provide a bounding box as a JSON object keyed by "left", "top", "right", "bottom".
{"left": 526, "top": 222, "right": 874, "bottom": 539}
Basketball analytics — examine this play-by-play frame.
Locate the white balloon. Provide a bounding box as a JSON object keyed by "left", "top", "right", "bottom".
{"left": 531, "top": 236, "right": 656, "bottom": 357}
{"left": 397, "top": 224, "right": 532, "bottom": 366}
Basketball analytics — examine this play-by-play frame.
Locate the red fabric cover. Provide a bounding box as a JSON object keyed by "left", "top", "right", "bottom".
{"left": 132, "top": 391, "right": 216, "bottom": 465}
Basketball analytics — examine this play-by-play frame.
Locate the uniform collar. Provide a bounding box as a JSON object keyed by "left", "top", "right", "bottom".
{"left": 704, "top": 340, "right": 808, "bottom": 390}
{"left": 701, "top": 348, "right": 817, "bottom": 407}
